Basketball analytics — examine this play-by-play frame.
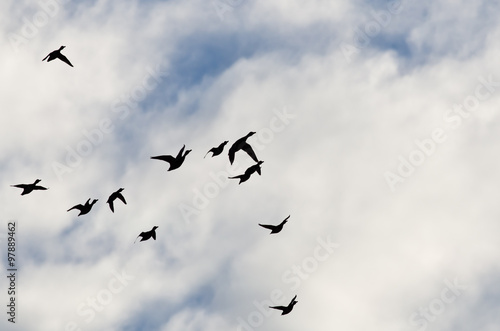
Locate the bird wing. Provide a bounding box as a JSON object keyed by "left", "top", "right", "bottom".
{"left": 241, "top": 142, "right": 259, "bottom": 162}
{"left": 269, "top": 306, "right": 286, "bottom": 311}
{"left": 255, "top": 164, "right": 262, "bottom": 176}
{"left": 42, "top": 54, "right": 50, "bottom": 61}
{"left": 58, "top": 54, "right": 73, "bottom": 67}
{"left": 67, "top": 204, "right": 82, "bottom": 212}
{"left": 117, "top": 193, "right": 127, "bottom": 204}
{"left": 134, "top": 232, "right": 146, "bottom": 243}
{"left": 289, "top": 295, "right": 297, "bottom": 305}
{"left": 151, "top": 155, "right": 175, "bottom": 163}
{"left": 176, "top": 145, "right": 186, "bottom": 158}
{"left": 228, "top": 149, "right": 236, "bottom": 164}
{"left": 283, "top": 215, "right": 291, "bottom": 222}
{"left": 11, "top": 184, "right": 27, "bottom": 189}
{"left": 258, "top": 223, "right": 275, "bottom": 230}
{"left": 108, "top": 200, "right": 115, "bottom": 213}
{"left": 33, "top": 186, "right": 48, "bottom": 191}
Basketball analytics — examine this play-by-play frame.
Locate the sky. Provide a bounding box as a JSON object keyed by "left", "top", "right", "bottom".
{"left": 1, "top": 0, "right": 500, "bottom": 330}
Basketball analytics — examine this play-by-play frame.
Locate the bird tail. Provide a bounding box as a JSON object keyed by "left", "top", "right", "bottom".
{"left": 134, "top": 235, "right": 141, "bottom": 244}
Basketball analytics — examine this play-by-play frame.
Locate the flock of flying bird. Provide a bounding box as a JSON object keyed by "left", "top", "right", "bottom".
{"left": 10, "top": 46, "right": 299, "bottom": 318}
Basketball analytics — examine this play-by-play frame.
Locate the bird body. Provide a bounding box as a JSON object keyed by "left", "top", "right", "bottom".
{"left": 259, "top": 215, "right": 290, "bottom": 234}
{"left": 204, "top": 141, "right": 228, "bottom": 158}
{"left": 67, "top": 198, "right": 98, "bottom": 216}
{"left": 228, "top": 132, "right": 258, "bottom": 164}
{"left": 270, "top": 295, "right": 298, "bottom": 315}
{"left": 11, "top": 179, "right": 48, "bottom": 195}
{"left": 134, "top": 226, "right": 159, "bottom": 243}
{"left": 151, "top": 145, "right": 191, "bottom": 171}
{"left": 42, "top": 46, "right": 73, "bottom": 67}
{"left": 107, "top": 188, "right": 127, "bottom": 213}
{"left": 229, "top": 161, "right": 264, "bottom": 184}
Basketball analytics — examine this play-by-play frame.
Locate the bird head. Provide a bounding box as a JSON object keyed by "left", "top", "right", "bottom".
{"left": 184, "top": 149, "right": 192, "bottom": 156}
{"left": 247, "top": 131, "right": 256, "bottom": 137}
{"left": 118, "top": 188, "right": 125, "bottom": 192}
{"left": 152, "top": 226, "right": 159, "bottom": 230}
{"left": 222, "top": 141, "right": 229, "bottom": 145}
{"left": 34, "top": 179, "right": 42, "bottom": 184}
{"left": 59, "top": 46, "right": 66, "bottom": 50}
{"left": 92, "top": 199, "right": 98, "bottom": 204}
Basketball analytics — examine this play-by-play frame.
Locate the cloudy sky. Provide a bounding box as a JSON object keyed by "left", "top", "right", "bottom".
{"left": 2, "top": 0, "right": 500, "bottom": 330}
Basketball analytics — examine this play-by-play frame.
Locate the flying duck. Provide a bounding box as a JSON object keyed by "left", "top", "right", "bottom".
{"left": 228, "top": 132, "right": 258, "bottom": 165}
{"left": 229, "top": 161, "right": 263, "bottom": 184}
{"left": 42, "top": 46, "right": 73, "bottom": 67}
{"left": 134, "top": 226, "right": 159, "bottom": 243}
{"left": 269, "top": 295, "right": 298, "bottom": 315}
{"left": 11, "top": 179, "right": 48, "bottom": 195}
{"left": 107, "top": 188, "right": 127, "bottom": 213}
{"left": 151, "top": 145, "right": 191, "bottom": 171}
{"left": 67, "top": 198, "right": 98, "bottom": 216}
{"left": 259, "top": 215, "right": 290, "bottom": 234}
{"left": 204, "top": 141, "right": 229, "bottom": 158}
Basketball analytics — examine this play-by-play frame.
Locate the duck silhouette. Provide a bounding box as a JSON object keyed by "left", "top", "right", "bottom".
{"left": 228, "top": 132, "right": 258, "bottom": 165}
{"left": 229, "top": 161, "right": 263, "bottom": 184}
{"left": 67, "top": 199, "right": 98, "bottom": 216}
{"left": 107, "top": 188, "right": 126, "bottom": 213}
{"left": 11, "top": 179, "right": 48, "bottom": 195}
{"left": 42, "top": 46, "right": 73, "bottom": 67}
{"left": 269, "top": 295, "right": 298, "bottom": 315}
{"left": 134, "top": 226, "right": 159, "bottom": 243}
{"left": 151, "top": 145, "right": 191, "bottom": 171}
{"left": 259, "top": 215, "right": 290, "bottom": 234}
{"left": 204, "top": 141, "right": 228, "bottom": 158}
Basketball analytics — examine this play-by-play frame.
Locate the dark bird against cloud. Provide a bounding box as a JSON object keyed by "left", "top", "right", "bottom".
{"left": 204, "top": 140, "right": 228, "bottom": 158}
{"left": 269, "top": 295, "right": 298, "bottom": 315}
{"left": 67, "top": 198, "right": 98, "bottom": 216}
{"left": 11, "top": 179, "right": 48, "bottom": 195}
{"left": 151, "top": 145, "right": 192, "bottom": 171}
{"left": 42, "top": 46, "right": 74, "bottom": 67}
{"left": 229, "top": 161, "right": 264, "bottom": 184}
{"left": 107, "top": 188, "right": 127, "bottom": 213}
{"left": 259, "top": 215, "right": 290, "bottom": 234}
{"left": 134, "top": 226, "right": 159, "bottom": 243}
{"left": 228, "top": 131, "right": 259, "bottom": 165}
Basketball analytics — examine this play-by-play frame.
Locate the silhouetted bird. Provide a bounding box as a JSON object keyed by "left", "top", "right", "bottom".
{"left": 228, "top": 132, "right": 258, "bottom": 164}
{"left": 67, "top": 199, "right": 98, "bottom": 216}
{"left": 134, "top": 226, "right": 159, "bottom": 243}
{"left": 270, "top": 295, "right": 298, "bottom": 315}
{"left": 229, "top": 161, "right": 263, "bottom": 184}
{"left": 107, "top": 188, "right": 126, "bottom": 213}
{"left": 151, "top": 145, "right": 191, "bottom": 171}
{"left": 204, "top": 141, "right": 228, "bottom": 158}
{"left": 11, "top": 179, "right": 48, "bottom": 195}
{"left": 42, "top": 46, "right": 73, "bottom": 67}
{"left": 259, "top": 215, "right": 290, "bottom": 234}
